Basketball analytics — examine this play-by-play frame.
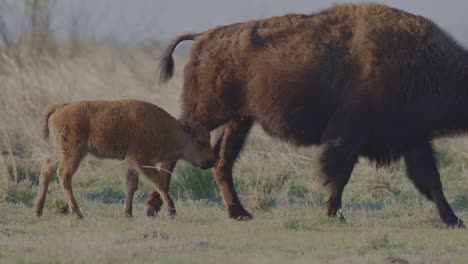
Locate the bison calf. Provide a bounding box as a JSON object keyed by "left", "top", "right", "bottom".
{"left": 34, "top": 100, "right": 214, "bottom": 218}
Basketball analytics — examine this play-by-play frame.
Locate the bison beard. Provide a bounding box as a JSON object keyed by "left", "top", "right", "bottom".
{"left": 153, "top": 2, "right": 468, "bottom": 227}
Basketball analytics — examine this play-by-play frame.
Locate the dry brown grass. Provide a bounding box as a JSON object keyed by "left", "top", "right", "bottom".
{"left": 0, "top": 43, "right": 182, "bottom": 149}
{"left": 0, "top": 129, "right": 17, "bottom": 199}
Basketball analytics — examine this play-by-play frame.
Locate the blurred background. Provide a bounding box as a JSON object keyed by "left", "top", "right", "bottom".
{"left": 0, "top": 0, "right": 466, "bottom": 48}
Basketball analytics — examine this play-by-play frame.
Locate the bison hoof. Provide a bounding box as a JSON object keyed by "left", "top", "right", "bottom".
{"left": 337, "top": 211, "right": 347, "bottom": 223}
{"left": 447, "top": 218, "right": 465, "bottom": 229}
{"left": 228, "top": 207, "right": 253, "bottom": 221}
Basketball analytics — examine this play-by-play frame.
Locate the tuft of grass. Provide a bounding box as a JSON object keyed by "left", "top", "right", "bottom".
{"left": 453, "top": 193, "right": 468, "bottom": 210}
{"left": 0, "top": 130, "right": 18, "bottom": 200}
{"left": 287, "top": 183, "right": 309, "bottom": 199}
{"left": 358, "top": 231, "right": 392, "bottom": 256}
{"left": 171, "top": 163, "right": 219, "bottom": 201}
{"left": 11, "top": 179, "right": 36, "bottom": 206}
{"left": 368, "top": 232, "right": 391, "bottom": 249}
{"left": 435, "top": 149, "right": 457, "bottom": 167}
{"left": 44, "top": 199, "right": 69, "bottom": 215}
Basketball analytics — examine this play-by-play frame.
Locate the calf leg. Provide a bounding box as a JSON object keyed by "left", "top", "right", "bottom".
{"left": 57, "top": 150, "right": 85, "bottom": 219}
{"left": 130, "top": 160, "right": 176, "bottom": 217}
{"left": 144, "top": 125, "right": 227, "bottom": 217}
{"left": 214, "top": 118, "right": 253, "bottom": 220}
{"left": 145, "top": 161, "right": 176, "bottom": 217}
{"left": 404, "top": 143, "right": 464, "bottom": 228}
{"left": 34, "top": 151, "right": 59, "bottom": 217}
{"left": 124, "top": 168, "right": 139, "bottom": 217}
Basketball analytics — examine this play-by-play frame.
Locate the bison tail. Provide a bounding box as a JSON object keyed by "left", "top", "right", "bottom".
{"left": 41, "top": 103, "right": 68, "bottom": 141}
{"left": 158, "top": 33, "right": 201, "bottom": 84}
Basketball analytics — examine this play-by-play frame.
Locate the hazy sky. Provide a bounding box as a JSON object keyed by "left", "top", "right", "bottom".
{"left": 11, "top": 0, "right": 468, "bottom": 49}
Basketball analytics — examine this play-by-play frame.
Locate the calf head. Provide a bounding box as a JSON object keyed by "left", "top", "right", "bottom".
{"left": 181, "top": 122, "right": 215, "bottom": 170}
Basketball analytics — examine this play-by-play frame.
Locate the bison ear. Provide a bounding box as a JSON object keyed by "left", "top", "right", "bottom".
{"left": 181, "top": 122, "right": 193, "bottom": 136}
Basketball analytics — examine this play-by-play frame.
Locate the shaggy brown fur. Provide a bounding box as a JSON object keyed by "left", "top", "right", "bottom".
{"left": 34, "top": 100, "right": 214, "bottom": 218}
{"left": 157, "top": 3, "right": 468, "bottom": 227}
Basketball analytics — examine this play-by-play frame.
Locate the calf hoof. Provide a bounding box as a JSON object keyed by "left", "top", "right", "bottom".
{"left": 35, "top": 209, "right": 43, "bottom": 217}
{"left": 146, "top": 206, "right": 157, "bottom": 218}
{"left": 124, "top": 210, "right": 133, "bottom": 218}
{"left": 228, "top": 207, "right": 253, "bottom": 221}
{"left": 145, "top": 196, "right": 163, "bottom": 218}
{"left": 73, "top": 213, "right": 84, "bottom": 220}
{"left": 168, "top": 208, "right": 177, "bottom": 219}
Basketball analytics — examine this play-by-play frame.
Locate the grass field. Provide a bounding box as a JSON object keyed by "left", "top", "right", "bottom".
{"left": 1, "top": 42, "right": 468, "bottom": 263}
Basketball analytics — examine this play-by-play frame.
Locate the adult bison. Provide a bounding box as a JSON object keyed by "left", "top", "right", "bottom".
{"left": 152, "top": 2, "right": 468, "bottom": 227}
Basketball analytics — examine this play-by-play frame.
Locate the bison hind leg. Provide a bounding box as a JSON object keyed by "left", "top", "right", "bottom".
{"left": 404, "top": 143, "right": 464, "bottom": 228}
{"left": 320, "top": 139, "right": 361, "bottom": 218}
{"left": 319, "top": 109, "right": 368, "bottom": 220}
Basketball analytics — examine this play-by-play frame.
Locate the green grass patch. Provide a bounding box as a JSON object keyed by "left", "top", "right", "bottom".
{"left": 171, "top": 163, "right": 220, "bottom": 201}
{"left": 453, "top": 193, "right": 468, "bottom": 210}
{"left": 44, "top": 199, "right": 69, "bottom": 215}
{"left": 11, "top": 179, "right": 36, "bottom": 206}
{"left": 86, "top": 186, "right": 125, "bottom": 204}
{"left": 82, "top": 176, "right": 126, "bottom": 204}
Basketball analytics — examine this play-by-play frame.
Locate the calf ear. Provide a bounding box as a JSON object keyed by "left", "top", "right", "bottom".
{"left": 181, "top": 122, "right": 193, "bottom": 135}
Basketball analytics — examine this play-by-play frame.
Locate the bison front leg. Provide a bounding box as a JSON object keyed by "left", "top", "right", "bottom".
{"left": 213, "top": 118, "right": 253, "bottom": 220}
{"left": 404, "top": 143, "right": 464, "bottom": 228}
{"left": 145, "top": 161, "right": 176, "bottom": 217}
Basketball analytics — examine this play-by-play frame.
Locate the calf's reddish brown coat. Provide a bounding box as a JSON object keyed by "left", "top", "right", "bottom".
{"left": 156, "top": 3, "right": 468, "bottom": 227}
{"left": 35, "top": 100, "right": 214, "bottom": 218}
